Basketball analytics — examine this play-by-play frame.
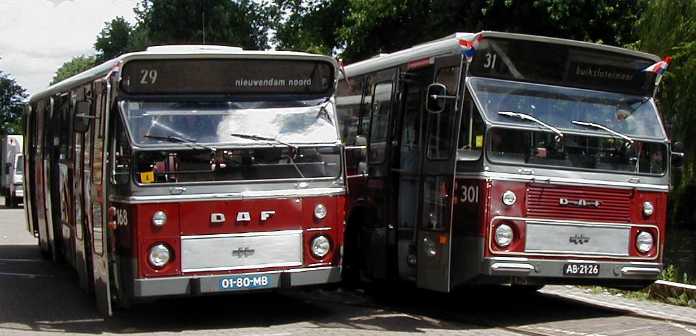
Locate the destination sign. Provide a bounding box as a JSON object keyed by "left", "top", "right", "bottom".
{"left": 469, "top": 37, "right": 657, "bottom": 96}
{"left": 120, "top": 59, "right": 334, "bottom": 95}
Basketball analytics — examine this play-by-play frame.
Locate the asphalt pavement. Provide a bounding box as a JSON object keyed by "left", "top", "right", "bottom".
{"left": 1, "top": 198, "right": 695, "bottom": 335}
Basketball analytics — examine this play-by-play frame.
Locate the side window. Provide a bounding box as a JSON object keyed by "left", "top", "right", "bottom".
{"left": 92, "top": 90, "right": 106, "bottom": 185}
{"left": 368, "top": 81, "right": 393, "bottom": 163}
{"left": 111, "top": 114, "right": 131, "bottom": 185}
{"left": 426, "top": 65, "right": 460, "bottom": 160}
{"left": 457, "top": 91, "right": 485, "bottom": 161}
{"left": 336, "top": 77, "right": 364, "bottom": 145}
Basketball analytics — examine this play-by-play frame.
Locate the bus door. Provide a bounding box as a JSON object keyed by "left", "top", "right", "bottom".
{"left": 416, "top": 55, "right": 462, "bottom": 292}
{"left": 362, "top": 70, "right": 396, "bottom": 280}
{"left": 73, "top": 92, "right": 91, "bottom": 292}
{"left": 89, "top": 79, "right": 112, "bottom": 316}
{"left": 391, "top": 64, "right": 433, "bottom": 281}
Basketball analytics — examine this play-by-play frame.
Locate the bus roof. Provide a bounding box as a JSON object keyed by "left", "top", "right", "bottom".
{"left": 342, "top": 31, "right": 661, "bottom": 78}
{"left": 29, "top": 45, "right": 337, "bottom": 103}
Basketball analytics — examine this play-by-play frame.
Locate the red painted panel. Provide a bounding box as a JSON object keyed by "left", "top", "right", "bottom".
{"left": 134, "top": 203, "right": 181, "bottom": 238}
{"left": 179, "top": 198, "right": 302, "bottom": 235}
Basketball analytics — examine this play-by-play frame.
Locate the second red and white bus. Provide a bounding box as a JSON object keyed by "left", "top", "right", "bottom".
{"left": 337, "top": 31, "right": 681, "bottom": 292}
{"left": 25, "top": 45, "right": 346, "bottom": 315}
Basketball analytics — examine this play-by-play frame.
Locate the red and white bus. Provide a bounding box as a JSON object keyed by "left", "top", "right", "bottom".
{"left": 25, "top": 45, "right": 345, "bottom": 315}
{"left": 337, "top": 32, "right": 682, "bottom": 292}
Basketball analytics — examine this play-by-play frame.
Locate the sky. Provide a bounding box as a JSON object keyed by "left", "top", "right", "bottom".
{"left": 0, "top": 0, "right": 140, "bottom": 96}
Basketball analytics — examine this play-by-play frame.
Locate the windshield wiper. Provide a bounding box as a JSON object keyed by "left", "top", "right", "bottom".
{"left": 144, "top": 133, "right": 217, "bottom": 152}
{"left": 498, "top": 111, "right": 564, "bottom": 139}
{"left": 228, "top": 133, "right": 305, "bottom": 179}
{"left": 571, "top": 120, "right": 634, "bottom": 144}
{"left": 229, "top": 133, "right": 297, "bottom": 150}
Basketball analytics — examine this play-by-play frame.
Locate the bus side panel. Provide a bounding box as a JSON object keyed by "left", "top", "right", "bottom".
{"left": 450, "top": 178, "right": 487, "bottom": 286}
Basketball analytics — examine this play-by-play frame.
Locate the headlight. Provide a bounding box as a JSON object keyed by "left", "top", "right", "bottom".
{"left": 314, "top": 204, "right": 327, "bottom": 220}
{"left": 502, "top": 190, "right": 517, "bottom": 206}
{"left": 642, "top": 201, "right": 654, "bottom": 217}
{"left": 152, "top": 211, "right": 167, "bottom": 227}
{"left": 148, "top": 244, "right": 171, "bottom": 268}
{"left": 495, "top": 224, "right": 514, "bottom": 247}
{"left": 636, "top": 231, "right": 654, "bottom": 253}
{"left": 311, "top": 235, "right": 331, "bottom": 258}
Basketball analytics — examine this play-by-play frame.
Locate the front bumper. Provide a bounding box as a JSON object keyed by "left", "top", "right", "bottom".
{"left": 483, "top": 257, "right": 661, "bottom": 281}
{"left": 133, "top": 266, "right": 340, "bottom": 298}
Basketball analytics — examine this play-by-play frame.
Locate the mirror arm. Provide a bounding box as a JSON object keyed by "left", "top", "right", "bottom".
{"left": 430, "top": 94, "right": 457, "bottom": 100}
{"left": 76, "top": 113, "right": 96, "bottom": 119}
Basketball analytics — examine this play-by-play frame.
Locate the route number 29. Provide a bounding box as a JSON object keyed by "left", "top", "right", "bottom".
{"left": 460, "top": 185, "right": 479, "bottom": 203}
{"left": 140, "top": 69, "right": 158, "bottom": 85}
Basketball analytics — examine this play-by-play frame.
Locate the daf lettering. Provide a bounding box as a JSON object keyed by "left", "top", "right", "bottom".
{"left": 559, "top": 198, "right": 601, "bottom": 208}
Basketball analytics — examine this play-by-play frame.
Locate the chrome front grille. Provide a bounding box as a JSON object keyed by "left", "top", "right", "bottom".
{"left": 525, "top": 222, "right": 630, "bottom": 256}
{"left": 181, "top": 230, "right": 303, "bottom": 272}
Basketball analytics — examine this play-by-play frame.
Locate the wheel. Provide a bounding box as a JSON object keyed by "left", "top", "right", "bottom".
{"left": 13, "top": 197, "right": 22, "bottom": 208}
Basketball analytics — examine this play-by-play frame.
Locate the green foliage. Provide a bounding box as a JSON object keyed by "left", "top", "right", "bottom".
{"left": 0, "top": 71, "right": 28, "bottom": 135}
{"left": 271, "top": 0, "right": 348, "bottom": 54}
{"left": 50, "top": 55, "right": 96, "bottom": 86}
{"left": 95, "top": 17, "right": 133, "bottom": 63}
{"left": 135, "top": 0, "right": 271, "bottom": 50}
{"left": 635, "top": 0, "right": 696, "bottom": 227}
{"left": 272, "top": 0, "right": 645, "bottom": 62}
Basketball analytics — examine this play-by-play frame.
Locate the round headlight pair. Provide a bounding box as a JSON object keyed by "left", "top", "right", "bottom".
{"left": 311, "top": 235, "right": 331, "bottom": 258}
{"left": 636, "top": 231, "right": 654, "bottom": 254}
{"left": 148, "top": 243, "right": 171, "bottom": 268}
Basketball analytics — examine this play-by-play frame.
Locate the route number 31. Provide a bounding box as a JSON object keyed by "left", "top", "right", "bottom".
{"left": 483, "top": 52, "right": 497, "bottom": 69}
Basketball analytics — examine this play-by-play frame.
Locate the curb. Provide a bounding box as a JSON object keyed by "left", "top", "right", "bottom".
{"left": 649, "top": 280, "right": 696, "bottom": 303}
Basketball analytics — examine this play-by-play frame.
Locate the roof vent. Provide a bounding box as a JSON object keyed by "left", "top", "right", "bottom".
{"left": 145, "top": 45, "right": 243, "bottom": 53}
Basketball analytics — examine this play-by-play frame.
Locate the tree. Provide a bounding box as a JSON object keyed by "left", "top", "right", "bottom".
{"left": 271, "top": 0, "right": 348, "bottom": 54}
{"left": 50, "top": 55, "right": 96, "bottom": 86}
{"left": 95, "top": 17, "right": 133, "bottom": 63}
{"left": 274, "top": 0, "right": 646, "bottom": 62}
{"left": 134, "top": 0, "right": 271, "bottom": 50}
{"left": 635, "top": 0, "right": 696, "bottom": 227}
{"left": 0, "top": 71, "right": 28, "bottom": 135}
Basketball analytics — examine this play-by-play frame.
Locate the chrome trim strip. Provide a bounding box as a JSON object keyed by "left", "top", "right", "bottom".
{"left": 621, "top": 267, "right": 661, "bottom": 276}
{"left": 306, "top": 227, "right": 333, "bottom": 232}
{"left": 490, "top": 263, "right": 535, "bottom": 273}
{"left": 456, "top": 171, "right": 669, "bottom": 192}
{"left": 488, "top": 256, "right": 530, "bottom": 262}
{"left": 345, "top": 145, "right": 367, "bottom": 150}
{"left": 488, "top": 216, "right": 660, "bottom": 261}
{"left": 110, "top": 187, "right": 345, "bottom": 203}
{"left": 183, "top": 262, "right": 302, "bottom": 273}
{"left": 181, "top": 229, "right": 303, "bottom": 240}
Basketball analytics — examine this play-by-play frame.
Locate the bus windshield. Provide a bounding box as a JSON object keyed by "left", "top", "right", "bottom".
{"left": 120, "top": 99, "right": 339, "bottom": 147}
{"left": 468, "top": 77, "right": 665, "bottom": 139}
{"left": 467, "top": 77, "right": 667, "bottom": 176}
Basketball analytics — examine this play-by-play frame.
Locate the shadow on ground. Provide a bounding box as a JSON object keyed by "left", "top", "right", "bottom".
{"left": 0, "top": 243, "right": 627, "bottom": 335}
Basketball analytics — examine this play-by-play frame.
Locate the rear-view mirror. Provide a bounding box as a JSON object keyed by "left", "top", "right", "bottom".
{"left": 73, "top": 100, "right": 94, "bottom": 133}
{"left": 426, "top": 83, "right": 455, "bottom": 114}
